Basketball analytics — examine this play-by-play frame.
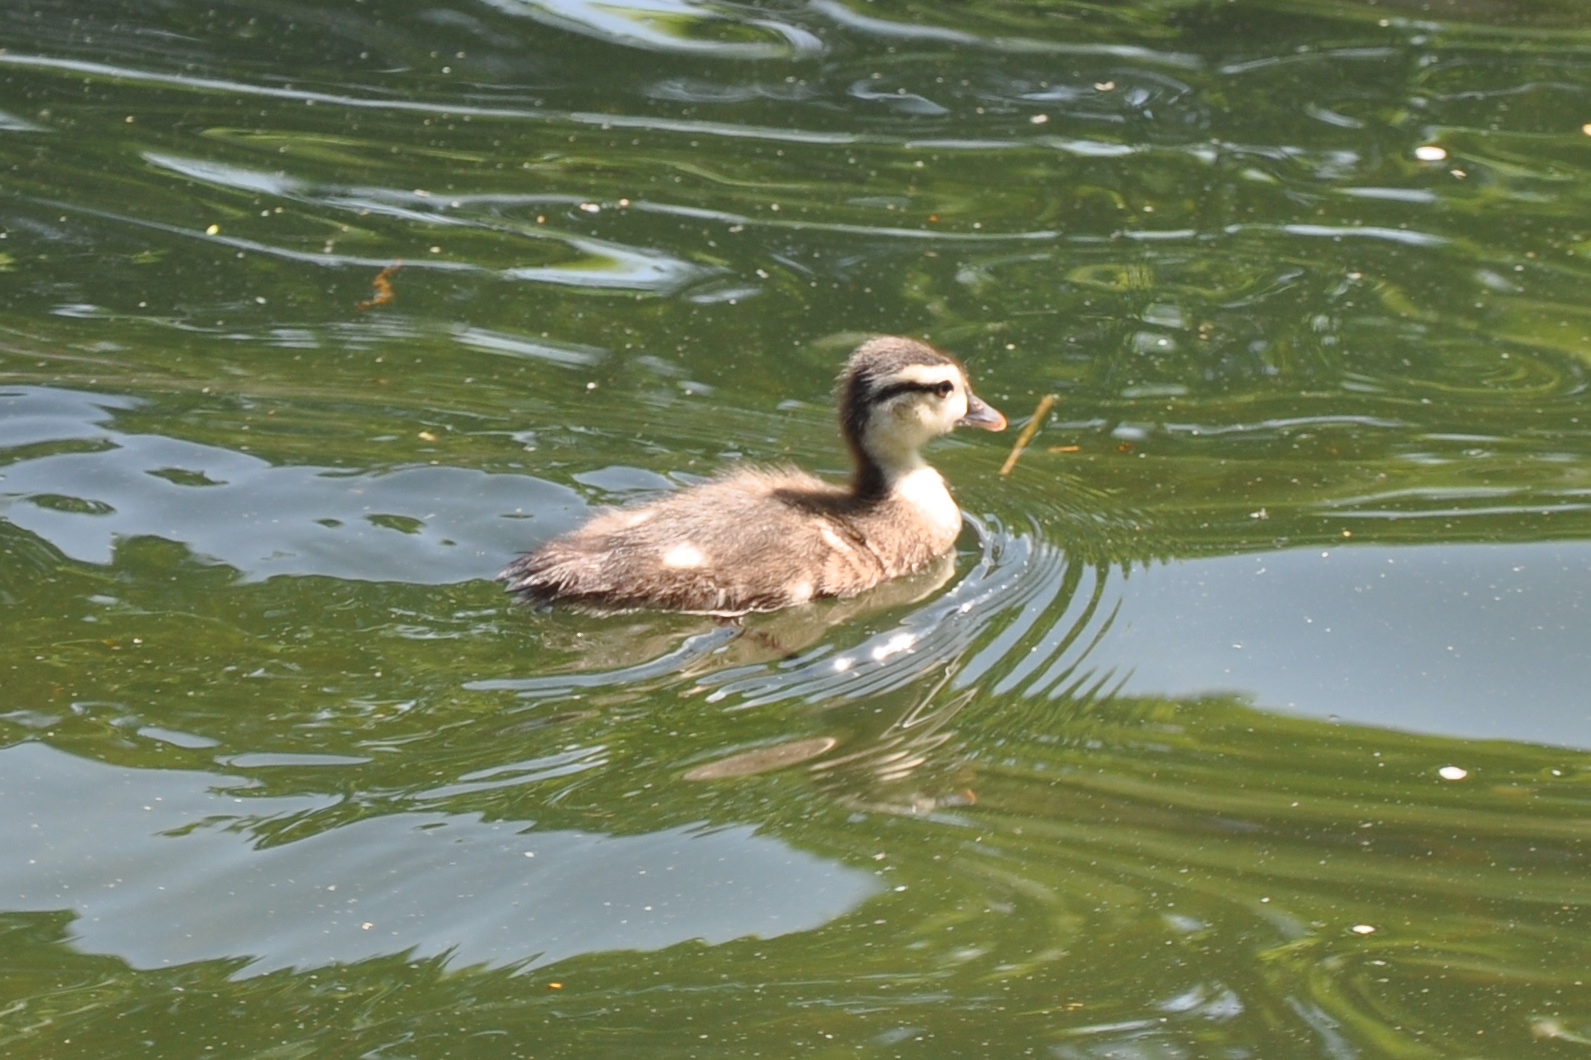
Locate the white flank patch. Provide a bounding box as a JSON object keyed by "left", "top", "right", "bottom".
{"left": 789, "top": 580, "right": 814, "bottom": 603}
{"left": 612, "top": 509, "right": 655, "bottom": 529}
{"left": 818, "top": 523, "right": 851, "bottom": 553}
{"left": 661, "top": 542, "right": 707, "bottom": 568}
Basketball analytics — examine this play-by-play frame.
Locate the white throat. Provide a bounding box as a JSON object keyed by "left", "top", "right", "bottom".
{"left": 864, "top": 435, "right": 929, "bottom": 483}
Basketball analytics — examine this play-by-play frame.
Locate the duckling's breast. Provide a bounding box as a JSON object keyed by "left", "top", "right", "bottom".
{"left": 888, "top": 467, "right": 963, "bottom": 549}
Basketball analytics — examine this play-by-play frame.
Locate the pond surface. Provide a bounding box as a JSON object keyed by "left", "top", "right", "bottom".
{"left": 3, "top": 0, "right": 1591, "bottom": 1056}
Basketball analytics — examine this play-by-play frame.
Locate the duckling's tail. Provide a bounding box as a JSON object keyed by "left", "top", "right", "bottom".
{"left": 498, "top": 544, "right": 628, "bottom": 612}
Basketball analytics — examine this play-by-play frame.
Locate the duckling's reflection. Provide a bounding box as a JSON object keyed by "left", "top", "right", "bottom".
{"left": 804, "top": 674, "right": 984, "bottom": 816}
{"left": 680, "top": 669, "right": 976, "bottom": 809}
{"left": 681, "top": 553, "right": 1124, "bottom": 816}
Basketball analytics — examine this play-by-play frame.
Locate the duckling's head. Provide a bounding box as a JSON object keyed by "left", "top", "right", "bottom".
{"left": 839, "top": 336, "right": 1005, "bottom": 495}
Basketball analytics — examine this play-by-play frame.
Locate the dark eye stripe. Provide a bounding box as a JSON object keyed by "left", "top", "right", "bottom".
{"left": 873, "top": 379, "right": 955, "bottom": 403}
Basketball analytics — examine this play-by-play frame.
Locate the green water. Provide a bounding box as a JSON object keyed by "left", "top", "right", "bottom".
{"left": 3, "top": 0, "right": 1591, "bottom": 1056}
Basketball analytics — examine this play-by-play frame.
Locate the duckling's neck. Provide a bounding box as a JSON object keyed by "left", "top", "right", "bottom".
{"left": 844, "top": 433, "right": 963, "bottom": 544}
{"left": 849, "top": 437, "right": 927, "bottom": 501}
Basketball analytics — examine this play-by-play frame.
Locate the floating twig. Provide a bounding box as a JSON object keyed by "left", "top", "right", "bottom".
{"left": 998, "top": 393, "right": 1057, "bottom": 476}
{"left": 357, "top": 263, "right": 401, "bottom": 311}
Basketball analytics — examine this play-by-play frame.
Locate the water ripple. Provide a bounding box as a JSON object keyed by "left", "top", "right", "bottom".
{"left": 0, "top": 51, "right": 865, "bottom": 146}
{"left": 480, "top": 0, "right": 826, "bottom": 59}
{"left": 132, "top": 155, "right": 719, "bottom": 294}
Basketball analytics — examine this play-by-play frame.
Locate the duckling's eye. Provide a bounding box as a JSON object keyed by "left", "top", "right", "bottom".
{"left": 934, "top": 380, "right": 954, "bottom": 398}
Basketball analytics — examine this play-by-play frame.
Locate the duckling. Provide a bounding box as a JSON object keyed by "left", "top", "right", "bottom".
{"left": 499, "top": 336, "right": 1006, "bottom": 615}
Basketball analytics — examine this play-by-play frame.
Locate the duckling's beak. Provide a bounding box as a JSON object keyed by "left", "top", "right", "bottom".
{"left": 958, "top": 393, "right": 1007, "bottom": 431}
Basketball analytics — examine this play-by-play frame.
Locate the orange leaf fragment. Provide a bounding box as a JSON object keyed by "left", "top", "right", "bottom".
{"left": 357, "top": 264, "right": 401, "bottom": 311}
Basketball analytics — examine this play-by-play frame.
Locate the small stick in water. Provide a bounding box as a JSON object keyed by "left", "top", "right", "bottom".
{"left": 998, "top": 393, "right": 1057, "bottom": 476}
{"left": 357, "top": 263, "right": 401, "bottom": 311}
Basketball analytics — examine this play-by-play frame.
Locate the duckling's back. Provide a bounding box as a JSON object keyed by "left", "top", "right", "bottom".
{"left": 499, "top": 468, "right": 959, "bottom": 616}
